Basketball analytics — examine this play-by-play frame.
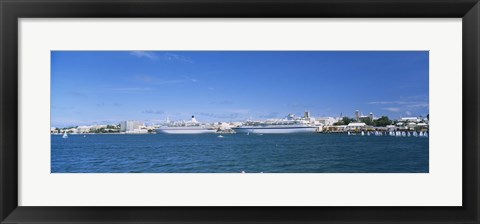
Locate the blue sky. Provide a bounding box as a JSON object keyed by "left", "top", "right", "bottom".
{"left": 51, "top": 51, "right": 429, "bottom": 127}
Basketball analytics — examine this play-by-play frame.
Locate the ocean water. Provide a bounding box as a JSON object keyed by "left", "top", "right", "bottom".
{"left": 51, "top": 133, "right": 429, "bottom": 173}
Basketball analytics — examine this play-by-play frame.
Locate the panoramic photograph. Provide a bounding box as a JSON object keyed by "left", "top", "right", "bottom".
{"left": 51, "top": 51, "right": 429, "bottom": 173}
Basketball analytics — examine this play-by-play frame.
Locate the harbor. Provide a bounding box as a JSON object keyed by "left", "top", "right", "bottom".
{"left": 51, "top": 110, "right": 430, "bottom": 173}
{"left": 52, "top": 110, "right": 429, "bottom": 137}
{"left": 50, "top": 51, "right": 430, "bottom": 173}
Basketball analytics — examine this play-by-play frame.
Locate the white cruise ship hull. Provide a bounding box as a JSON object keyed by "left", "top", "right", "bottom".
{"left": 232, "top": 126, "right": 317, "bottom": 134}
{"left": 156, "top": 127, "right": 217, "bottom": 134}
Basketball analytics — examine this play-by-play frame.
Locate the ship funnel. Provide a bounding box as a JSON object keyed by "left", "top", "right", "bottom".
{"left": 191, "top": 115, "right": 198, "bottom": 123}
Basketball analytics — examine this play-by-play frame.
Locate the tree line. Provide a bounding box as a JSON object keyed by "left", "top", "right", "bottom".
{"left": 333, "top": 116, "right": 393, "bottom": 127}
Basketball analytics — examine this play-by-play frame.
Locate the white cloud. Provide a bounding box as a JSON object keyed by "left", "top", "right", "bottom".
{"left": 197, "top": 112, "right": 240, "bottom": 119}
{"left": 130, "top": 51, "right": 157, "bottom": 60}
{"left": 136, "top": 75, "right": 198, "bottom": 85}
{"left": 130, "top": 51, "right": 194, "bottom": 63}
{"left": 384, "top": 107, "right": 401, "bottom": 112}
{"left": 142, "top": 110, "right": 164, "bottom": 115}
{"left": 226, "top": 109, "right": 250, "bottom": 114}
{"left": 369, "top": 95, "right": 429, "bottom": 114}
{"left": 107, "top": 87, "right": 152, "bottom": 92}
{"left": 368, "top": 100, "right": 428, "bottom": 107}
{"left": 162, "top": 52, "right": 194, "bottom": 63}
{"left": 260, "top": 112, "right": 280, "bottom": 118}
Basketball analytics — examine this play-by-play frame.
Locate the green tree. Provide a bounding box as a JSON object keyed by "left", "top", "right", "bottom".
{"left": 374, "top": 116, "right": 392, "bottom": 127}
{"left": 106, "top": 125, "right": 118, "bottom": 129}
{"left": 342, "top": 117, "right": 355, "bottom": 125}
{"left": 333, "top": 117, "right": 357, "bottom": 126}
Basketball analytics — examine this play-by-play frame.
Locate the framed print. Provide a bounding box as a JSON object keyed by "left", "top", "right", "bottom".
{"left": 1, "top": 0, "right": 479, "bottom": 223}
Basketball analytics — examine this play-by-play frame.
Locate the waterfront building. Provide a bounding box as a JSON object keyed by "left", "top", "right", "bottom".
{"left": 347, "top": 122, "right": 366, "bottom": 130}
{"left": 50, "top": 127, "right": 59, "bottom": 134}
{"left": 323, "top": 125, "right": 347, "bottom": 133}
{"left": 416, "top": 123, "right": 428, "bottom": 131}
{"left": 316, "top": 117, "right": 338, "bottom": 126}
{"left": 407, "top": 122, "right": 417, "bottom": 129}
{"left": 120, "top": 120, "right": 143, "bottom": 132}
{"left": 77, "top": 125, "right": 92, "bottom": 133}
{"left": 386, "top": 125, "right": 396, "bottom": 131}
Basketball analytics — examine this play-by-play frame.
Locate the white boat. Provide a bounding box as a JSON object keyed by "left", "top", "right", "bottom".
{"left": 62, "top": 131, "right": 68, "bottom": 139}
{"left": 156, "top": 116, "right": 217, "bottom": 134}
{"left": 232, "top": 114, "right": 317, "bottom": 134}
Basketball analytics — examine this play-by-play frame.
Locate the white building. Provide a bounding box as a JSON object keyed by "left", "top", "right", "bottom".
{"left": 77, "top": 125, "right": 92, "bottom": 133}
{"left": 386, "top": 125, "right": 397, "bottom": 131}
{"left": 407, "top": 122, "right": 417, "bottom": 128}
{"left": 50, "top": 127, "right": 59, "bottom": 134}
{"left": 417, "top": 123, "right": 428, "bottom": 128}
{"left": 120, "top": 120, "right": 143, "bottom": 132}
{"left": 347, "top": 122, "right": 366, "bottom": 130}
{"left": 401, "top": 117, "right": 420, "bottom": 122}
{"left": 316, "top": 117, "right": 339, "bottom": 126}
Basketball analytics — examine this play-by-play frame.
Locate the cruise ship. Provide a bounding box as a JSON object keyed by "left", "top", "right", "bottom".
{"left": 156, "top": 116, "right": 218, "bottom": 134}
{"left": 232, "top": 113, "right": 318, "bottom": 134}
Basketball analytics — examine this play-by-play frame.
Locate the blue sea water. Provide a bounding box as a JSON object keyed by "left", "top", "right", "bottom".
{"left": 51, "top": 133, "right": 429, "bottom": 173}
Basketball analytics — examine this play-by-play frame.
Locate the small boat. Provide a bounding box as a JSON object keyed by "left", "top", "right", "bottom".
{"left": 217, "top": 135, "right": 224, "bottom": 138}
{"left": 62, "top": 131, "right": 68, "bottom": 139}
{"left": 361, "top": 131, "right": 364, "bottom": 136}
{"left": 424, "top": 132, "right": 428, "bottom": 137}
{"left": 347, "top": 131, "right": 351, "bottom": 135}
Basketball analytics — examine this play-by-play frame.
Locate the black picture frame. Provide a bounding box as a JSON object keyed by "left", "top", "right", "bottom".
{"left": 1, "top": 0, "right": 479, "bottom": 223}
